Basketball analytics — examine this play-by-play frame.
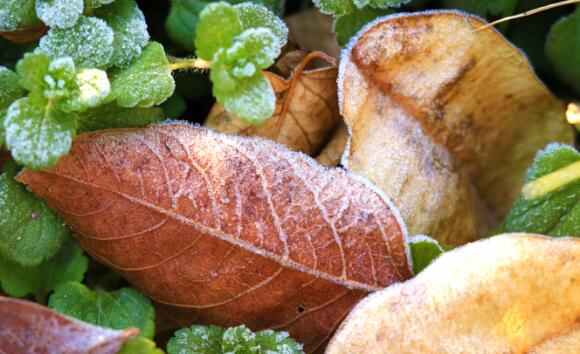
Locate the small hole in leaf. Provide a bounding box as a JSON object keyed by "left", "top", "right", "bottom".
{"left": 297, "top": 305, "right": 305, "bottom": 313}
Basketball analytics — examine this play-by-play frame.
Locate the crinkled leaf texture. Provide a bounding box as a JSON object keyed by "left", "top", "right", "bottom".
{"left": 0, "top": 296, "right": 137, "bottom": 353}
{"left": 18, "top": 123, "right": 412, "bottom": 352}
{"left": 339, "top": 11, "right": 573, "bottom": 246}
{"left": 36, "top": 0, "right": 84, "bottom": 29}
{"left": 327, "top": 234, "right": 580, "bottom": 353}
{"left": 0, "top": 67, "right": 26, "bottom": 147}
{"left": 500, "top": 143, "right": 579, "bottom": 237}
{"left": 0, "top": 0, "right": 39, "bottom": 31}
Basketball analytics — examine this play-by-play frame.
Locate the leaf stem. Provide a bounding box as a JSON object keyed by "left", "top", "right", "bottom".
{"left": 522, "top": 160, "right": 580, "bottom": 199}
{"left": 168, "top": 58, "right": 211, "bottom": 71}
{"left": 477, "top": 0, "right": 580, "bottom": 30}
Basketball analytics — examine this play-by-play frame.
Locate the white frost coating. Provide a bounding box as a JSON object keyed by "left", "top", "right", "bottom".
{"left": 36, "top": 0, "right": 84, "bottom": 29}
{"left": 75, "top": 69, "right": 110, "bottom": 108}
{"left": 234, "top": 3, "right": 288, "bottom": 47}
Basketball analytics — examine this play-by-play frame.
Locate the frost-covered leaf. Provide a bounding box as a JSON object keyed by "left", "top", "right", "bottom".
{"left": 85, "top": 0, "right": 114, "bottom": 9}
{"left": 4, "top": 97, "right": 77, "bottom": 170}
{"left": 313, "top": 0, "right": 355, "bottom": 16}
{"left": 333, "top": 6, "right": 391, "bottom": 45}
{"left": 0, "top": 0, "right": 39, "bottom": 32}
{"left": 499, "top": 144, "right": 579, "bottom": 237}
{"left": 36, "top": 0, "right": 84, "bottom": 29}
{"left": 94, "top": 0, "right": 150, "bottom": 67}
{"left": 408, "top": 235, "right": 444, "bottom": 275}
{"left": 0, "top": 236, "right": 87, "bottom": 299}
{"left": 546, "top": 6, "right": 580, "bottom": 96}
{"left": 0, "top": 163, "right": 69, "bottom": 265}
{"left": 77, "top": 103, "right": 164, "bottom": 132}
{"left": 167, "top": 325, "right": 303, "bottom": 354}
{"left": 71, "top": 68, "right": 111, "bottom": 110}
{"left": 234, "top": 3, "right": 287, "bottom": 47}
{"left": 49, "top": 282, "right": 155, "bottom": 339}
{"left": 111, "top": 41, "right": 175, "bottom": 107}
{"left": 37, "top": 16, "right": 114, "bottom": 69}
{"left": 16, "top": 52, "right": 51, "bottom": 92}
{"left": 226, "top": 28, "right": 280, "bottom": 77}
{"left": 195, "top": 2, "right": 242, "bottom": 60}
{"left": 0, "top": 67, "right": 26, "bottom": 147}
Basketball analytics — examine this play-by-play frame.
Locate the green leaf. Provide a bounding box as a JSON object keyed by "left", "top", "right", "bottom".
{"left": 0, "top": 67, "right": 26, "bottom": 147}
{"left": 333, "top": 6, "right": 391, "bottom": 46}
{"left": 546, "top": 6, "right": 580, "bottom": 96}
{"left": 0, "top": 167, "right": 69, "bottom": 265}
{"left": 49, "top": 282, "right": 156, "bottom": 339}
{"left": 4, "top": 96, "right": 77, "bottom": 170}
{"left": 85, "top": 0, "right": 114, "bottom": 9}
{"left": 442, "top": 0, "right": 518, "bottom": 19}
{"left": 16, "top": 53, "right": 51, "bottom": 92}
{"left": 312, "top": 0, "right": 355, "bottom": 16}
{"left": 0, "top": 236, "right": 87, "bottom": 300}
{"left": 195, "top": 2, "right": 243, "bottom": 60}
{"left": 499, "top": 144, "right": 580, "bottom": 237}
{"left": 226, "top": 28, "right": 280, "bottom": 77}
{"left": 166, "top": 0, "right": 210, "bottom": 51}
{"left": 111, "top": 41, "right": 175, "bottom": 107}
{"left": 234, "top": 3, "right": 288, "bottom": 47}
{"left": 161, "top": 95, "right": 187, "bottom": 118}
{"left": 94, "top": 0, "right": 150, "bottom": 67}
{"left": 117, "top": 337, "right": 165, "bottom": 354}
{"left": 77, "top": 102, "right": 164, "bottom": 132}
{"left": 228, "top": 0, "right": 286, "bottom": 16}
{"left": 167, "top": 325, "right": 303, "bottom": 354}
{"left": 36, "top": 0, "right": 84, "bottom": 29}
{"left": 37, "top": 16, "right": 115, "bottom": 69}
{"left": 0, "top": 0, "right": 39, "bottom": 31}
{"left": 408, "top": 235, "right": 444, "bottom": 275}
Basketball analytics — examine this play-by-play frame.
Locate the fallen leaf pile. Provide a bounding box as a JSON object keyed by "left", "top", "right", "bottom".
{"left": 17, "top": 123, "right": 412, "bottom": 351}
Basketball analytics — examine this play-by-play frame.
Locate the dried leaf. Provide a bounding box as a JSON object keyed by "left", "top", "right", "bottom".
{"left": 17, "top": 123, "right": 412, "bottom": 352}
{"left": 326, "top": 234, "right": 580, "bottom": 354}
{"left": 339, "top": 12, "right": 574, "bottom": 245}
{"left": 285, "top": 8, "right": 341, "bottom": 60}
{"left": 206, "top": 51, "right": 341, "bottom": 157}
{"left": 315, "top": 121, "right": 348, "bottom": 167}
{"left": 0, "top": 296, "right": 137, "bottom": 353}
{"left": 0, "top": 22, "right": 47, "bottom": 44}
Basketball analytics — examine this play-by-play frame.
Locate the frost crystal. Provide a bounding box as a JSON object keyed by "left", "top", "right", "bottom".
{"left": 37, "top": 16, "right": 115, "bottom": 69}
{"left": 75, "top": 68, "right": 110, "bottom": 108}
{"left": 234, "top": 3, "right": 288, "bottom": 47}
{"left": 36, "top": 0, "right": 84, "bottom": 29}
{"left": 0, "top": 0, "right": 38, "bottom": 31}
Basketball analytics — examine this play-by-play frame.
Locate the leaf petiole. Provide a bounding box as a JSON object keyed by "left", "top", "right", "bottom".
{"left": 522, "top": 160, "right": 580, "bottom": 199}
{"left": 477, "top": 0, "right": 580, "bottom": 30}
{"left": 168, "top": 58, "right": 211, "bottom": 71}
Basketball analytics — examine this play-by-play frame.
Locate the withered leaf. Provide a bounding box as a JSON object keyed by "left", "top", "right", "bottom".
{"left": 17, "top": 123, "right": 412, "bottom": 352}
{"left": 0, "top": 296, "right": 137, "bottom": 353}
{"left": 315, "top": 122, "right": 348, "bottom": 168}
{"left": 285, "top": 9, "right": 341, "bottom": 60}
{"left": 339, "top": 12, "right": 574, "bottom": 246}
{"left": 0, "top": 23, "right": 47, "bottom": 44}
{"left": 326, "top": 234, "right": 580, "bottom": 354}
{"left": 206, "top": 51, "right": 341, "bottom": 158}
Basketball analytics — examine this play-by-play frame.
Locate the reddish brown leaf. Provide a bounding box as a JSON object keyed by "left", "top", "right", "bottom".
{"left": 17, "top": 123, "right": 412, "bottom": 352}
{"left": 0, "top": 296, "right": 137, "bottom": 353}
{"left": 0, "top": 23, "right": 47, "bottom": 44}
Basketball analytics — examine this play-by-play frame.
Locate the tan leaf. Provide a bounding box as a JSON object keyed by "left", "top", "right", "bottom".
{"left": 315, "top": 122, "right": 349, "bottom": 167}
{"left": 0, "top": 23, "right": 47, "bottom": 44}
{"left": 0, "top": 296, "right": 137, "bottom": 353}
{"left": 285, "top": 9, "right": 341, "bottom": 60}
{"left": 17, "top": 123, "right": 412, "bottom": 352}
{"left": 326, "top": 234, "right": 580, "bottom": 354}
{"left": 339, "top": 12, "right": 574, "bottom": 245}
{"left": 206, "top": 51, "right": 341, "bottom": 158}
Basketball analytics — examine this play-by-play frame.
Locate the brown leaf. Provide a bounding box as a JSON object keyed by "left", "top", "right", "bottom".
{"left": 17, "top": 123, "right": 412, "bottom": 352}
{"left": 315, "top": 122, "right": 349, "bottom": 168}
{"left": 0, "top": 296, "right": 137, "bottom": 353}
{"left": 326, "top": 234, "right": 580, "bottom": 354}
{"left": 285, "top": 9, "right": 341, "bottom": 60}
{"left": 0, "top": 23, "right": 47, "bottom": 44}
{"left": 205, "top": 51, "right": 341, "bottom": 157}
{"left": 339, "top": 12, "right": 574, "bottom": 246}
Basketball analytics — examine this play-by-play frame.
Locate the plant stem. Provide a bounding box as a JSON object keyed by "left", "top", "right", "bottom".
{"left": 169, "top": 58, "right": 211, "bottom": 71}
{"left": 477, "top": 0, "right": 580, "bottom": 30}
{"left": 522, "top": 160, "right": 580, "bottom": 199}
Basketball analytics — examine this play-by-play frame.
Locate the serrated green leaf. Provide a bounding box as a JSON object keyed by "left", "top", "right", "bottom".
{"left": 546, "top": 6, "right": 580, "bottom": 96}
{"left": 36, "top": 0, "right": 84, "bottom": 29}
{"left": 0, "top": 0, "right": 39, "bottom": 31}
{"left": 49, "top": 282, "right": 156, "bottom": 339}
{"left": 227, "top": 28, "right": 280, "bottom": 77}
{"left": 499, "top": 144, "right": 580, "bottom": 237}
{"left": 195, "top": 2, "right": 243, "bottom": 60}
{"left": 94, "top": 0, "right": 150, "bottom": 67}
{"left": 37, "top": 15, "right": 115, "bottom": 69}
{"left": 333, "top": 6, "right": 391, "bottom": 46}
{"left": 111, "top": 41, "right": 175, "bottom": 107}
{"left": 117, "top": 337, "right": 165, "bottom": 354}
{"left": 234, "top": 3, "right": 287, "bottom": 47}
{"left": 366, "top": 0, "right": 410, "bottom": 9}
{"left": 0, "top": 67, "right": 26, "bottom": 147}
{"left": 16, "top": 52, "right": 51, "bottom": 92}
{"left": 0, "top": 167, "right": 69, "bottom": 265}
{"left": 0, "top": 236, "right": 87, "bottom": 300}
{"left": 228, "top": 0, "right": 286, "bottom": 15}
{"left": 166, "top": 0, "right": 210, "bottom": 51}
{"left": 4, "top": 97, "right": 77, "bottom": 170}
{"left": 77, "top": 102, "right": 163, "bottom": 132}
{"left": 313, "top": 0, "right": 355, "bottom": 16}
{"left": 408, "top": 235, "right": 444, "bottom": 275}
{"left": 167, "top": 325, "right": 303, "bottom": 354}
{"left": 85, "top": 0, "right": 114, "bottom": 9}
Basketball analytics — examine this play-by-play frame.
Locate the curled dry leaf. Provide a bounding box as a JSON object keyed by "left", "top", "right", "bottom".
{"left": 315, "top": 122, "right": 349, "bottom": 167}
{"left": 0, "top": 296, "right": 137, "bottom": 353}
{"left": 326, "top": 234, "right": 580, "bottom": 354}
{"left": 17, "top": 123, "right": 412, "bottom": 352}
{"left": 0, "top": 23, "right": 47, "bottom": 44}
{"left": 339, "top": 11, "right": 574, "bottom": 245}
{"left": 285, "top": 9, "right": 341, "bottom": 60}
{"left": 206, "top": 51, "right": 341, "bottom": 159}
